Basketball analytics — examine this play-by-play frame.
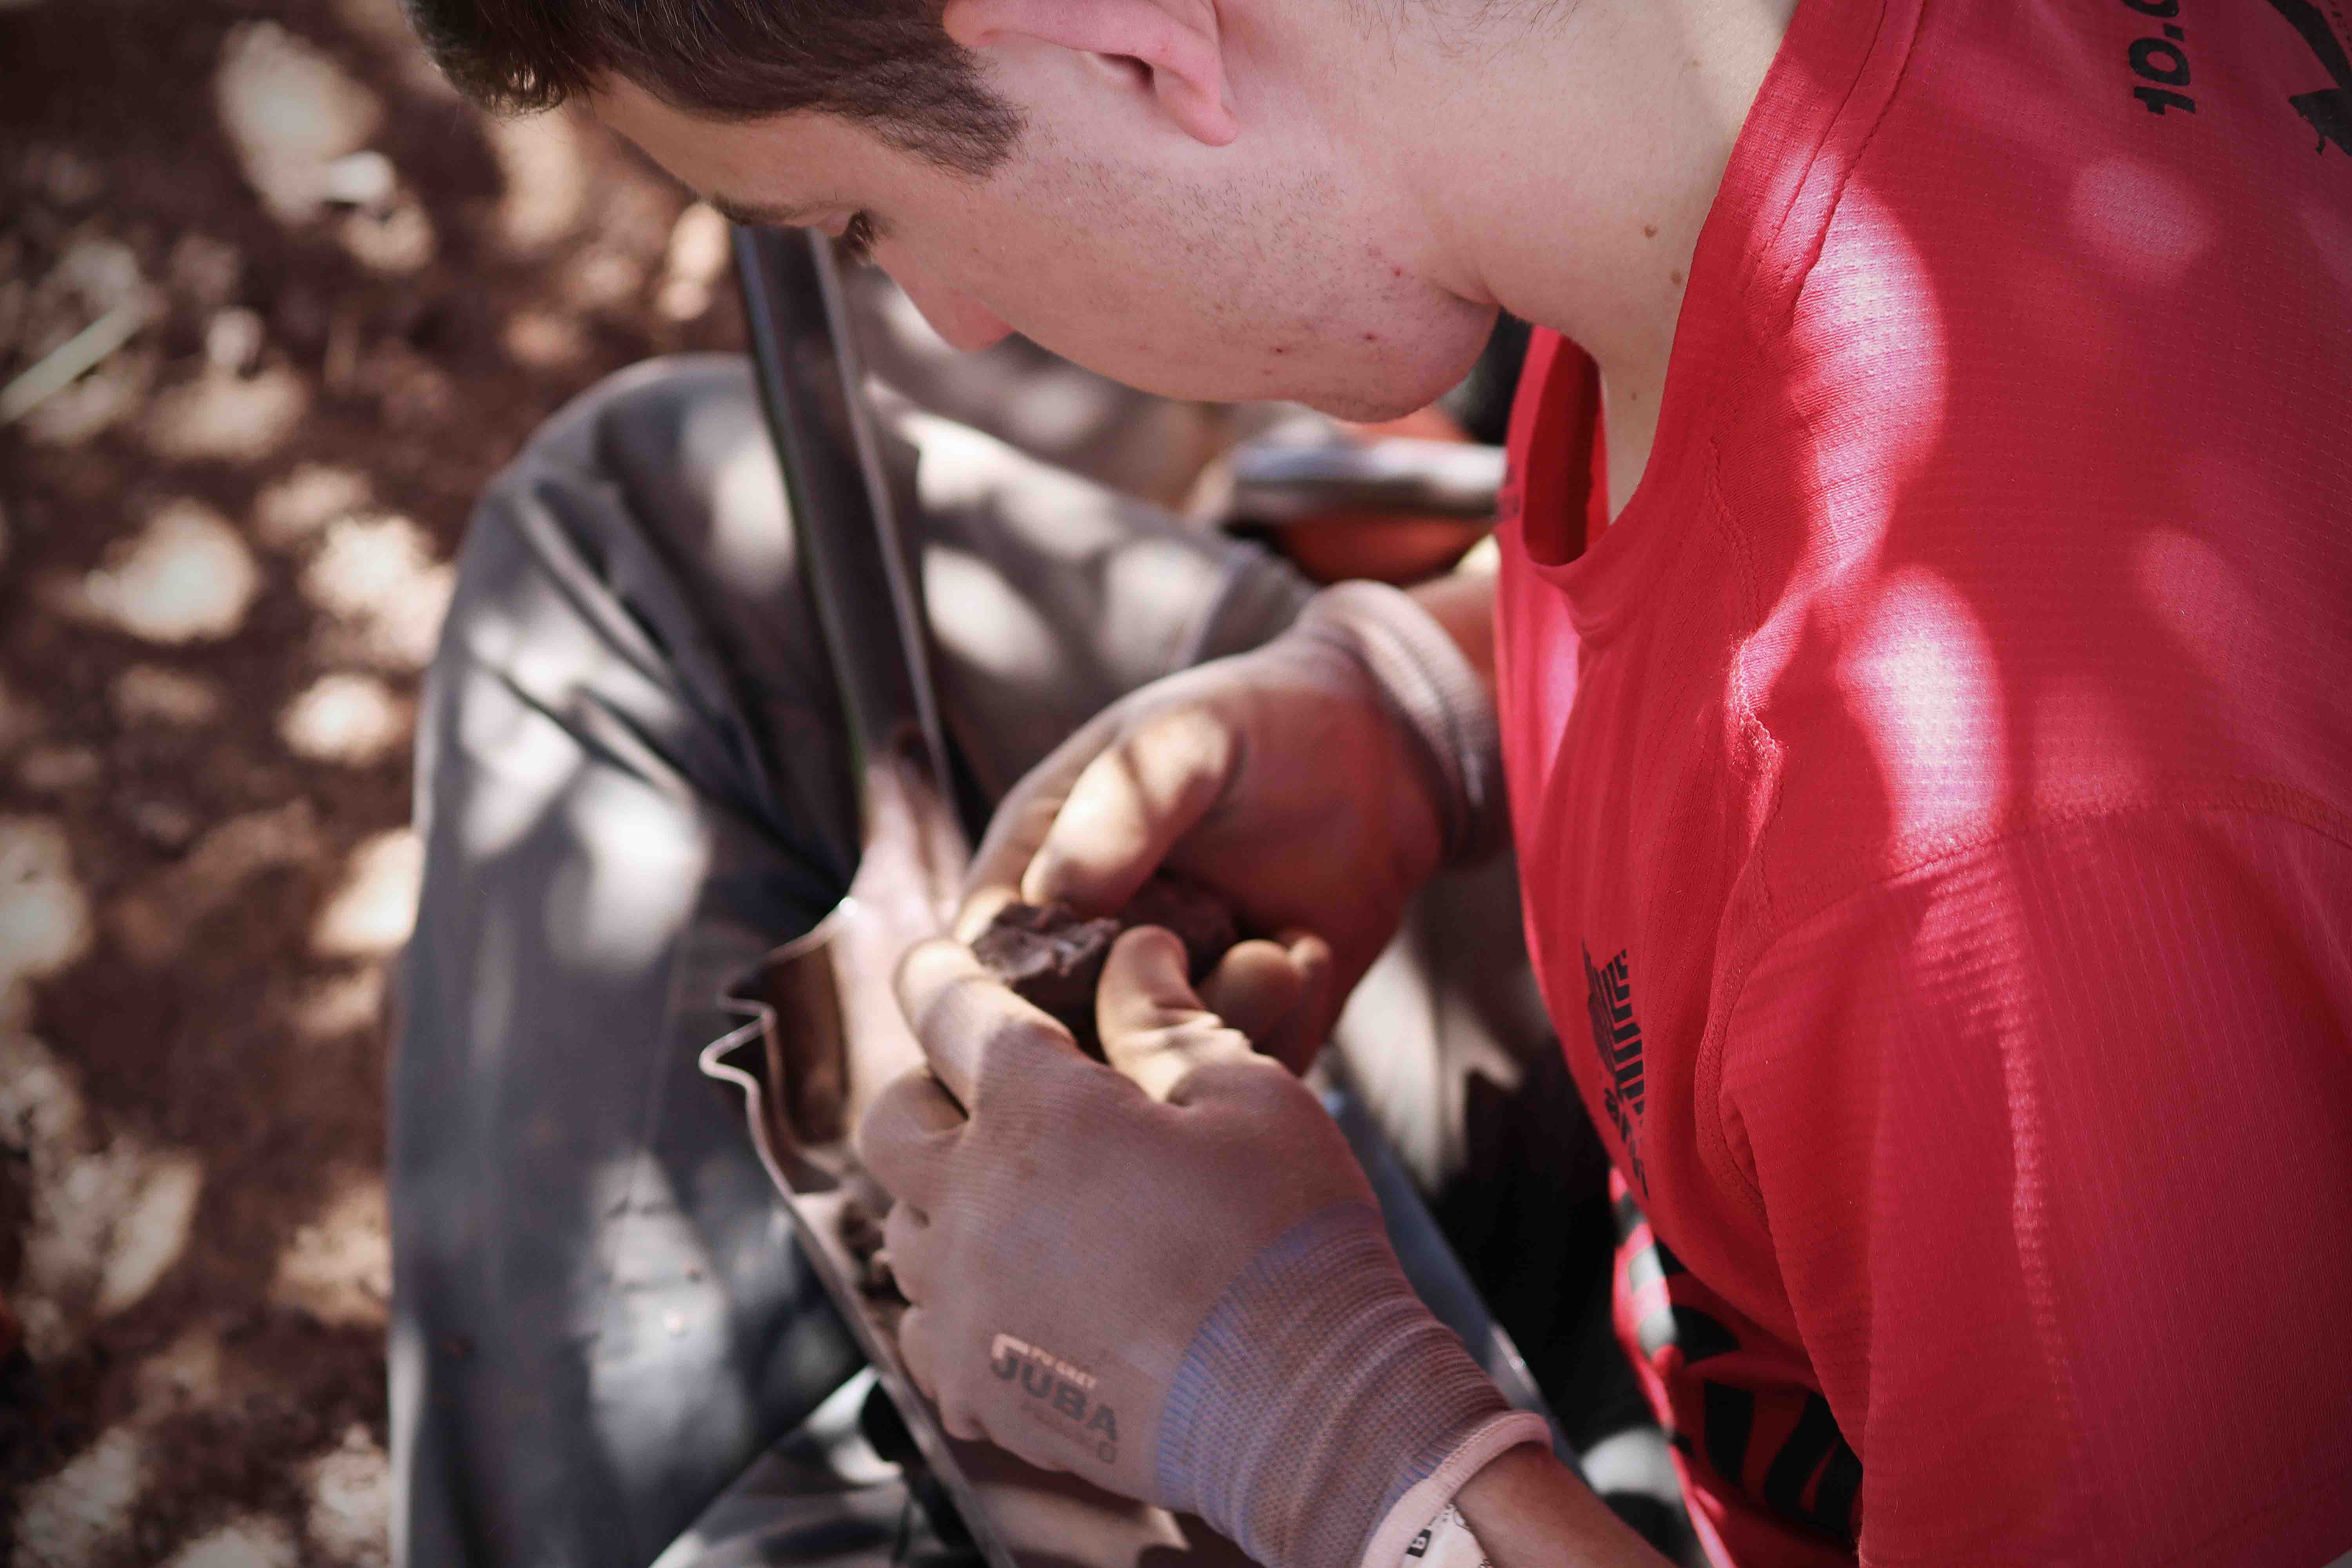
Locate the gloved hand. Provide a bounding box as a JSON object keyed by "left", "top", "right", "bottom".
{"left": 957, "top": 579, "right": 1504, "bottom": 1062}
{"left": 860, "top": 927, "right": 1547, "bottom": 1568}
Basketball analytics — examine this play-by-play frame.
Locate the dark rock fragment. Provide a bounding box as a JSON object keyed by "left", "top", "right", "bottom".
{"left": 971, "top": 873, "right": 1238, "bottom": 1059}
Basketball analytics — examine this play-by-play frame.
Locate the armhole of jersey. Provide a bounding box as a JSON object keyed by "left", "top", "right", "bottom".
{"left": 1500, "top": 328, "right": 1603, "bottom": 570}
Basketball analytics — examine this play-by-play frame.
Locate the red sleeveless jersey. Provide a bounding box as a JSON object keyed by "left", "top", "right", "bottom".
{"left": 1492, "top": 0, "right": 2352, "bottom": 1559}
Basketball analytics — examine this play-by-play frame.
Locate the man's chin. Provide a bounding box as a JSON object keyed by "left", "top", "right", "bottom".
{"left": 1297, "top": 383, "right": 1452, "bottom": 423}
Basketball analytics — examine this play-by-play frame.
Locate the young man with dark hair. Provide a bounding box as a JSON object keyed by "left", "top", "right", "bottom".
{"left": 390, "top": 0, "right": 2352, "bottom": 1562}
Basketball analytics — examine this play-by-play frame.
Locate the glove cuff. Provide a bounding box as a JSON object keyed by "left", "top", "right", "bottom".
{"left": 1293, "top": 581, "right": 1507, "bottom": 866}
{"left": 1154, "top": 1204, "right": 1532, "bottom": 1568}
{"left": 1354, "top": 1410, "right": 1552, "bottom": 1568}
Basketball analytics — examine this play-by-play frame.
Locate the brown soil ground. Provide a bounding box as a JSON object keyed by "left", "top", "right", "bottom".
{"left": 0, "top": 0, "right": 744, "bottom": 1559}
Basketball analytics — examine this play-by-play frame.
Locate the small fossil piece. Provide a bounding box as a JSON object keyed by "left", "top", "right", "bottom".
{"left": 971, "top": 873, "right": 1238, "bottom": 1059}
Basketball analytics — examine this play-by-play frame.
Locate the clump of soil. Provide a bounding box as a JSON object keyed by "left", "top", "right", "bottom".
{"left": 973, "top": 874, "right": 1238, "bottom": 1058}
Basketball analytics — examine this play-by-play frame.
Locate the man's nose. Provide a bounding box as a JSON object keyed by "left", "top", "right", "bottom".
{"left": 880, "top": 254, "right": 1015, "bottom": 352}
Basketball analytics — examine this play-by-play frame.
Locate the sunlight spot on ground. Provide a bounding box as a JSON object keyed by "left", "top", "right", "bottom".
{"left": 280, "top": 672, "right": 408, "bottom": 766}
{"left": 146, "top": 363, "right": 308, "bottom": 463}
{"left": 20, "top": 343, "right": 159, "bottom": 448}
{"left": 272, "top": 1174, "right": 390, "bottom": 1328}
{"left": 501, "top": 309, "right": 587, "bottom": 369}
{"left": 488, "top": 113, "right": 588, "bottom": 255}
{"left": 0, "top": 1025, "right": 203, "bottom": 1339}
{"left": 76, "top": 499, "right": 260, "bottom": 643}
{"left": 0, "top": 675, "right": 37, "bottom": 755}
{"left": 304, "top": 1426, "right": 391, "bottom": 1568}
{"left": 205, "top": 307, "right": 265, "bottom": 374}
{"left": 215, "top": 22, "right": 383, "bottom": 227}
{"left": 12, "top": 1425, "right": 146, "bottom": 1568}
{"left": 112, "top": 800, "right": 321, "bottom": 964}
{"left": 656, "top": 203, "right": 730, "bottom": 323}
{"left": 135, "top": 1328, "right": 226, "bottom": 1421}
{"left": 96, "top": 1149, "right": 203, "bottom": 1315}
{"left": 312, "top": 828, "right": 421, "bottom": 957}
{"left": 164, "top": 1515, "right": 299, "bottom": 1568}
{"left": 330, "top": 0, "right": 452, "bottom": 94}
{"left": 12, "top": 233, "right": 163, "bottom": 448}
{"left": 301, "top": 513, "right": 454, "bottom": 671}
{"left": 0, "top": 817, "right": 92, "bottom": 996}
{"left": 113, "top": 664, "right": 227, "bottom": 728}
{"left": 169, "top": 232, "right": 243, "bottom": 312}
{"left": 561, "top": 247, "right": 647, "bottom": 312}
{"left": 256, "top": 463, "right": 370, "bottom": 548}
{"left": 284, "top": 963, "right": 386, "bottom": 1042}
{"left": 339, "top": 192, "right": 436, "bottom": 275}
{"left": 17, "top": 744, "right": 100, "bottom": 794}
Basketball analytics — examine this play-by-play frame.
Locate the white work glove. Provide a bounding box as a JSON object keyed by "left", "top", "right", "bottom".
{"left": 860, "top": 929, "right": 1547, "bottom": 1568}
{"left": 958, "top": 579, "right": 1505, "bottom": 1064}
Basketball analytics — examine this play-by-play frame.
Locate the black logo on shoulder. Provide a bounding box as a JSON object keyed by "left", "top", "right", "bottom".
{"left": 2261, "top": 0, "right": 2352, "bottom": 155}
{"left": 1583, "top": 943, "right": 1648, "bottom": 1193}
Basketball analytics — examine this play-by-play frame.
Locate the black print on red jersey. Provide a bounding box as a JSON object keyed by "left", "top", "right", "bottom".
{"left": 1583, "top": 942, "right": 1649, "bottom": 1191}
{"left": 2260, "top": 0, "right": 2352, "bottom": 154}
{"left": 1623, "top": 1198, "right": 1865, "bottom": 1548}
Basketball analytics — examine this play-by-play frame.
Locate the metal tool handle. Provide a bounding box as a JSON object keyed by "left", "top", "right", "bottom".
{"left": 734, "top": 226, "right": 960, "bottom": 825}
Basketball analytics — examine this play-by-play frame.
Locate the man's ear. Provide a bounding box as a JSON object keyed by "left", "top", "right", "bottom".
{"left": 942, "top": 0, "right": 1240, "bottom": 147}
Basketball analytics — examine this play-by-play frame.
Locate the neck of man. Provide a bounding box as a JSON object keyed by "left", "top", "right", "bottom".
{"left": 1335, "top": 0, "right": 1796, "bottom": 516}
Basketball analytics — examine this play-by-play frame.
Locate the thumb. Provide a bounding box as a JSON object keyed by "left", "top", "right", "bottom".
{"left": 1025, "top": 705, "right": 1235, "bottom": 913}
{"left": 1097, "top": 926, "right": 1263, "bottom": 1102}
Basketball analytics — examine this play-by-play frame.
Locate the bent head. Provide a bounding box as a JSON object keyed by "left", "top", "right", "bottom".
{"left": 405, "top": 0, "right": 1497, "bottom": 417}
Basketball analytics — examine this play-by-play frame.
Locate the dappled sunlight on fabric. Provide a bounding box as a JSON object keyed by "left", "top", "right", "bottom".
{"left": 583, "top": 1151, "right": 756, "bottom": 1498}
{"left": 2029, "top": 671, "right": 2150, "bottom": 803}
{"left": 545, "top": 774, "right": 707, "bottom": 970}
{"left": 1835, "top": 569, "right": 2007, "bottom": 842}
{"left": 2131, "top": 526, "right": 2265, "bottom": 705}
{"left": 926, "top": 546, "right": 1062, "bottom": 686}
{"left": 698, "top": 408, "right": 797, "bottom": 596}
{"left": 454, "top": 667, "right": 588, "bottom": 860}
{"left": 1789, "top": 187, "right": 1950, "bottom": 538}
{"left": 2068, "top": 158, "right": 2215, "bottom": 290}
{"left": 906, "top": 406, "right": 1131, "bottom": 556}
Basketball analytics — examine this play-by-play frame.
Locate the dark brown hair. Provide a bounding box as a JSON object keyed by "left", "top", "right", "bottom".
{"left": 401, "top": 0, "right": 1023, "bottom": 173}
